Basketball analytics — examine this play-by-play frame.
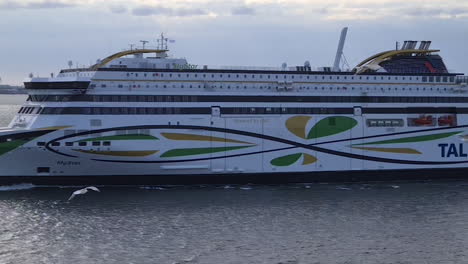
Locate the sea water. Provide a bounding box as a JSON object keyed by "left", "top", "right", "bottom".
{"left": 1, "top": 95, "right": 468, "bottom": 263}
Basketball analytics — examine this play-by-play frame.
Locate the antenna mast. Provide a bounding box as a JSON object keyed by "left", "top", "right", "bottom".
{"left": 140, "top": 40, "right": 149, "bottom": 49}
{"left": 157, "top": 33, "right": 168, "bottom": 50}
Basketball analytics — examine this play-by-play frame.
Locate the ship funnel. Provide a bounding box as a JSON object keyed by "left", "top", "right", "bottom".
{"left": 401, "top": 41, "right": 408, "bottom": 50}
{"left": 332, "top": 27, "right": 348, "bottom": 72}
{"left": 424, "top": 41, "right": 431, "bottom": 50}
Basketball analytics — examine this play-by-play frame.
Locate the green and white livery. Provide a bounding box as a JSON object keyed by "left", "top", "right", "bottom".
{"left": 1, "top": 32, "right": 468, "bottom": 184}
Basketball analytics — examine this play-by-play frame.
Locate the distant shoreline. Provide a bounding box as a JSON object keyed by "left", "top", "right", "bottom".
{"left": 0, "top": 85, "right": 27, "bottom": 94}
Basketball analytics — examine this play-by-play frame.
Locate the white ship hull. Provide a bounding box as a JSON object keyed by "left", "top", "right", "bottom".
{"left": 2, "top": 35, "right": 468, "bottom": 184}
{"left": 2, "top": 108, "right": 468, "bottom": 184}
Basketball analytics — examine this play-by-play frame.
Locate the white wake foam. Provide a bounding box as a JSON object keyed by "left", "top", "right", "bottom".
{"left": 0, "top": 183, "right": 36, "bottom": 191}
{"left": 140, "top": 186, "right": 167, "bottom": 190}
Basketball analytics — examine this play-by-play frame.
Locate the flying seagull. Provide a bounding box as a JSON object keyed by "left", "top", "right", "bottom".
{"left": 68, "top": 186, "right": 100, "bottom": 201}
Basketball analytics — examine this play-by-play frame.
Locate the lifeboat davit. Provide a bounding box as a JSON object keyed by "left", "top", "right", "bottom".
{"left": 414, "top": 115, "right": 433, "bottom": 126}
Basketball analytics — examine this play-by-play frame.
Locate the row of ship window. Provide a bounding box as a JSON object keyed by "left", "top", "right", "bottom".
{"left": 17, "top": 106, "right": 465, "bottom": 116}
{"left": 91, "top": 83, "right": 455, "bottom": 92}
{"left": 37, "top": 141, "right": 111, "bottom": 147}
{"left": 121, "top": 72, "right": 454, "bottom": 83}
{"left": 27, "top": 95, "right": 468, "bottom": 103}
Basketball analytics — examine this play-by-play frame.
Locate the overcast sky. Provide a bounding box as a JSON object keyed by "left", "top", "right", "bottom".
{"left": 1, "top": 0, "right": 468, "bottom": 85}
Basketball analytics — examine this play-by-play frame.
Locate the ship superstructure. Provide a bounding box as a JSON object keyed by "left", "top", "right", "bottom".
{"left": 2, "top": 31, "right": 468, "bottom": 184}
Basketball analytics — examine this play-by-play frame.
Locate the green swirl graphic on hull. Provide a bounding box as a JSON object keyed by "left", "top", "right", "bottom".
{"left": 286, "top": 116, "right": 357, "bottom": 140}
{"left": 161, "top": 146, "right": 253, "bottom": 158}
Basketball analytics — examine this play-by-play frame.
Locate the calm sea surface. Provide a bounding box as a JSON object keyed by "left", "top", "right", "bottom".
{"left": 1, "top": 95, "right": 468, "bottom": 264}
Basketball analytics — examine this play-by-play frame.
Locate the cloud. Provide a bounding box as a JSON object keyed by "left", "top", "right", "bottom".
{"left": 231, "top": 6, "right": 256, "bottom": 15}
{"left": 131, "top": 5, "right": 208, "bottom": 17}
{"left": 2, "top": 0, "right": 468, "bottom": 21}
{"left": 401, "top": 7, "right": 468, "bottom": 18}
{"left": 313, "top": 1, "right": 468, "bottom": 21}
{"left": 0, "top": 0, "right": 76, "bottom": 9}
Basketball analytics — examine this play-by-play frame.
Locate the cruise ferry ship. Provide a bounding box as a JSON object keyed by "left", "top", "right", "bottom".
{"left": 2, "top": 29, "right": 468, "bottom": 185}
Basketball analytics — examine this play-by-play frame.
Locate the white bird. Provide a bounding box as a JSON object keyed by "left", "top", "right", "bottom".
{"left": 68, "top": 186, "right": 100, "bottom": 201}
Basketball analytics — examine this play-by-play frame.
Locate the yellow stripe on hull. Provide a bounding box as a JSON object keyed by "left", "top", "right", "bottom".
{"left": 161, "top": 133, "right": 252, "bottom": 144}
